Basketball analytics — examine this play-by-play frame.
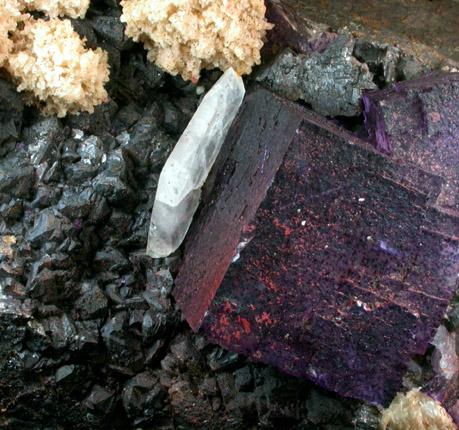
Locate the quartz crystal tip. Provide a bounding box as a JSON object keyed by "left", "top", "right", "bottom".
{"left": 146, "top": 68, "right": 245, "bottom": 258}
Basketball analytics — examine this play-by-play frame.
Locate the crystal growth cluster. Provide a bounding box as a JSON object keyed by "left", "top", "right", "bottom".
{"left": 256, "top": 32, "right": 376, "bottom": 116}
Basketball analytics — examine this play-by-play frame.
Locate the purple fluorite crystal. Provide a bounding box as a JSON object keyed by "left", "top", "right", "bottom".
{"left": 174, "top": 85, "right": 458, "bottom": 406}
{"left": 363, "top": 71, "right": 459, "bottom": 211}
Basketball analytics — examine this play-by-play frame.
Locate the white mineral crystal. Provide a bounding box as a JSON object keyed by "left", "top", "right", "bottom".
{"left": 380, "top": 388, "right": 457, "bottom": 430}
{"left": 431, "top": 325, "right": 459, "bottom": 380}
{"left": 146, "top": 68, "right": 245, "bottom": 258}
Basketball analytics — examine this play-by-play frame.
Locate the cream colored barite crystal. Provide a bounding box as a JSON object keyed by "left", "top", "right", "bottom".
{"left": 0, "top": 0, "right": 24, "bottom": 67}
{"left": 18, "top": 0, "right": 90, "bottom": 18}
{"left": 380, "top": 388, "right": 457, "bottom": 430}
{"left": 6, "top": 18, "right": 110, "bottom": 117}
{"left": 120, "top": 0, "right": 273, "bottom": 81}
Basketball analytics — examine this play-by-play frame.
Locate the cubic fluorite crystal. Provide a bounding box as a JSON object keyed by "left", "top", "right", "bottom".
{"left": 174, "top": 85, "right": 458, "bottom": 406}
{"left": 146, "top": 68, "right": 245, "bottom": 258}
{"left": 363, "top": 71, "right": 459, "bottom": 211}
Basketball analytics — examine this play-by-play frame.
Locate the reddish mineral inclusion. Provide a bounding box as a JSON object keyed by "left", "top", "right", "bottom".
{"left": 174, "top": 83, "right": 458, "bottom": 406}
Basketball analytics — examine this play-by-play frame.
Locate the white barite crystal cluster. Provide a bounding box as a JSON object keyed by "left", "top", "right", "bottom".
{"left": 146, "top": 68, "right": 245, "bottom": 258}
{"left": 1, "top": 1, "right": 109, "bottom": 117}
{"left": 0, "top": 0, "right": 24, "bottom": 67}
{"left": 7, "top": 18, "right": 109, "bottom": 117}
{"left": 18, "top": 0, "right": 90, "bottom": 18}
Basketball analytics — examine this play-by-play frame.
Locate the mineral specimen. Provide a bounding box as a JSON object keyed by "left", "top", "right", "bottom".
{"left": 353, "top": 39, "right": 400, "bottom": 85}
{"left": 0, "top": 235, "right": 16, "bottom": 258}
{"left": 380, "top": 389, "right": 457, "bottom": 430}
{"left": 431, "top": 326, "right": 459, "bottom": 381}
{"left": 0, "top": 0, "right": 24, "bottom": 67}
{"left": 363, "top": 71, "right": 459, "bottom": 211}
{"left": 424, "top": 325, "right": 459, "bottom": 424}
{"left": 6, "top": 18, "right": 110, "bottom": 117}
{"left": 264, "top": 0, "right": 337, "bottom": 55}
{"left": 256, "top": 32, "right": 376, "bottom": 116}
{"left": 18, "top": 0, "right": 90, "bottom": 18}
{"left": 120, "top": 0, "right": 273, "bottom": 81}
{"left": 146, "top": 68, "right": 245, "bottom": 258}
{"left": 174, "top": 86, "right": 459, "bottom": 406}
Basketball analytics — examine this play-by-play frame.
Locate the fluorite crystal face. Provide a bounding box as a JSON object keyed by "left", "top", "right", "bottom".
{"left": 363, "top": 71, "right": 459, "bottom": 211}
{"left": 174, "top": 83, "right": 458, "bottom": 406}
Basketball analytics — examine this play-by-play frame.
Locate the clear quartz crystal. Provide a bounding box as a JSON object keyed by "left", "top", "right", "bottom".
{"left": 146, "top": 68, "right": 245, "bottom": 258}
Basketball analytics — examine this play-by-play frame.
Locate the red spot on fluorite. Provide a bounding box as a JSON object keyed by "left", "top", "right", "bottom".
{"left": 236, "top": 316, "right": 251, "bottom": 333}
{"left": 256, "top": 312, "right": 272, "bottom": 326}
